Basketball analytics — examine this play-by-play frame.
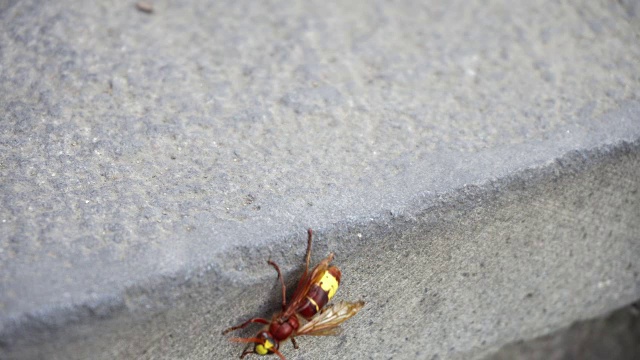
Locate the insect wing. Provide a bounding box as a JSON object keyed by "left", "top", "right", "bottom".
{"left": 296, "top": 301, "right": 365, "bottom": 336}
{"left": 298, "top": 327, "right": 343, "bottom": 337}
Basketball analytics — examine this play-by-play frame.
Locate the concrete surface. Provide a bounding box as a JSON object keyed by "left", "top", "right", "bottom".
{"left": 0, "top": 0, "right": 639, "bottom": 359}
{"left": 485, "top": 299, "right": 640, "bottom": 360}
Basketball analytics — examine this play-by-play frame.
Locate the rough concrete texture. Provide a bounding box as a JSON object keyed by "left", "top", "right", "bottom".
{"left": 486, "top": 300, "right": 640, "bottom": 360}
{"left": 0, "top": 0, "right": 639, "bottom": 359}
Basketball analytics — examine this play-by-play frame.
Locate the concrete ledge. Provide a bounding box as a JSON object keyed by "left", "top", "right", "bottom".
{"left": 486, "top": 299, "right": 640, "bottom": 360}
{"left": 1, "top": 0, "right": 640, "bottom": 359}
{"left": 2, "top": 139, "right": 639, "bottom": 359}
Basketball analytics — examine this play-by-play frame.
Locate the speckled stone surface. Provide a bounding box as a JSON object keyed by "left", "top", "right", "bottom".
{"left": 0, "top": 0, "right": 639, "bottom": 359}
{"left": 485, "top": 300, "right": 640, "bottom": 360}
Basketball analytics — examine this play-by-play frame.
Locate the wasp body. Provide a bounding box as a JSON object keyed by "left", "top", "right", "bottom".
{"left": 223, "top": 229, "right": 363, "bottom": 359}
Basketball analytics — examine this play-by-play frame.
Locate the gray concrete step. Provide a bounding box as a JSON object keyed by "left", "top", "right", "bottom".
{"left": 485, "top": 300, "right": 640, "bottom": 360}
{"left": 1, "top": 0, "right": 639, "bottom": 359}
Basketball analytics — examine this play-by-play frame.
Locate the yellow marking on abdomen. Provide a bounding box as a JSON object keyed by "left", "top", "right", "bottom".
{"left": 306, "top": 296, "right": 319, "bottom": 312}
{"left": 319, "top": 271, "right": 339, "bottom": 299}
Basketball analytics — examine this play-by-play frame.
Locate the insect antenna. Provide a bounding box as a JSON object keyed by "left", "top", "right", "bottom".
{"left": 230, "top": 337, "right": 264, "bottom": 344}
{"left": 231, "top": 338, "right": 286, "bottom": 360}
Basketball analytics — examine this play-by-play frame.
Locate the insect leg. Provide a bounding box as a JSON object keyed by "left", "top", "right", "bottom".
{"left": 267, "top": 260, "right": 287, "bottom": 310}
{"left": 292, "top": 228, "right": 315, "bottom": 299}
{"left": 222, "top": 318, "right": 270, "bottom": 335}
{"left": 240, "top": 349, "right": 256, "bottom": 359}
{"left": 291, "top": 337, "right": 299, "bottom": 349}
{"left": 271, "top": 347, "right": 286, "bottom": 360}
{"left": 304, "top": 228, "right": 313, "bottom": 274}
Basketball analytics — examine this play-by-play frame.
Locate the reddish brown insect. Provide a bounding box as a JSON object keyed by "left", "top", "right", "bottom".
{"left": 222, "top": 229, "right": 364, "bottom": 359}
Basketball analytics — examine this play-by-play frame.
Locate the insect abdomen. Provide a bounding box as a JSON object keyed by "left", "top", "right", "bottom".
{"left": 297, "top": 266, "right": 341, "bottom": 319}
